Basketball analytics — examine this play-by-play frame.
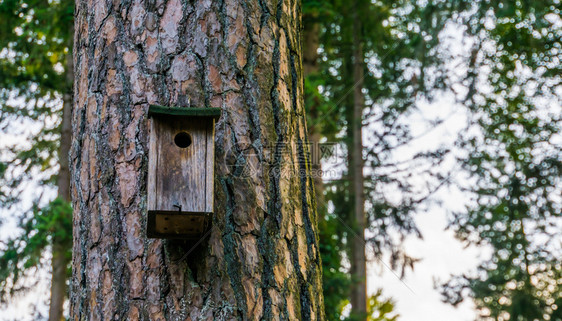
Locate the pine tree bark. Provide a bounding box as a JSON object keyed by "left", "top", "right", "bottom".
{"left": 70, "top": 0, "right": 324, "bottom": 320}
{"left": 349, "top": 1, "right": 367, "bottom": 318}
{"left": 49, "top": 23, "right": 74, "bottom": 321}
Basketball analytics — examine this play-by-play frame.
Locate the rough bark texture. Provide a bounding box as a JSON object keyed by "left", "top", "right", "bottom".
{"left": 70, "top": 0, "right": 324, "bottom": 320}
{"left": 349, "top": 3, "right": 367, "bottom": 318}
{"left": 49, "top": 25, "right": 74, "bottom": 321}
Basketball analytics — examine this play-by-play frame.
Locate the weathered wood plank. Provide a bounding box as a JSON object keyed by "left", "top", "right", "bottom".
{"left": 147, "top": 118, "right": 158, "bottom": 211}
{"left": 205, "top": 119, "right": 215, "bottom": 212}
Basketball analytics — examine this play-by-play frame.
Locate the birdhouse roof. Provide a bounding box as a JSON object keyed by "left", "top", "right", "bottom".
{"left": 148, "top": 105, "right": 221, "bottom": 120}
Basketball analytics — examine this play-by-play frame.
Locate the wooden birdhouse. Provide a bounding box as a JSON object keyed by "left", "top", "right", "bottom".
{"left": 146, "top": 105, "right": 220, "bottom": 239}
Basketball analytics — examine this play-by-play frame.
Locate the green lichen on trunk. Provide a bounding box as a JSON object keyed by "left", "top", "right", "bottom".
{"left": 70, "top": 0, "right": 324, "bottom": 319}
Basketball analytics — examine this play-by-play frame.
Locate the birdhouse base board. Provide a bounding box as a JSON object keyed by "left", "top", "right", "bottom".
{"left": 147, "top": 210, "right": 211, "bottom": 239}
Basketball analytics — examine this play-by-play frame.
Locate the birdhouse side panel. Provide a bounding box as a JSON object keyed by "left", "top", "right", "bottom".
{"left": 205, "top": 119, "right": 215, "bottom": 212}
{"left": 147, "top": 119, "right": 158, "bottom": 212}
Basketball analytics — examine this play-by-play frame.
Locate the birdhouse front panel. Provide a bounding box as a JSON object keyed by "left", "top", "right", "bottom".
{"left": 146, "top": 105, "right": 219, "bottom": 239}
{"left": 149, "top": 117, "right": 211, "bottom": 212}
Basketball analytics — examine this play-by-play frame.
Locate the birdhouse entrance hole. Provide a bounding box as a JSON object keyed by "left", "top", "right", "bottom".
{"left": 174, "top": 131, "right": 192, "bottom": 148}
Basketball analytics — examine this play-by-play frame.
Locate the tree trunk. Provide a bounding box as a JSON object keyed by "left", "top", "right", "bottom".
{"left": 302, "top": 15, "right": 323, "bottom": 205}
{"left": 49, "top": 23, "right": 74, "bottom": 321}
{"left": 349, "top": 1, "right": 367, "bottom": 318}
{"left": 49, "top": 241, "right": 70, "bottom": 321}
{"left": 70, "top": 0, "right": 324, "bottom": 320}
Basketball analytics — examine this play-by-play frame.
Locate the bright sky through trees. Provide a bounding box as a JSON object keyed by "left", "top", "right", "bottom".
{"left": 1, "top": 0, "right": 560, "bottom": 319}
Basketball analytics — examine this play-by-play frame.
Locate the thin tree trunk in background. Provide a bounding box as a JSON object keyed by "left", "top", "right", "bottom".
{"left": 49, "top": 23, "right": 74, "bottom": 321}
{"left": 303, "top": 16, "right": 323, "bottom": 205}
{"left": 349, "top": 0, "right": 367, "bottom": 318}
{"left": 70, "top": 0, "right": 324, "bottom": 319}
